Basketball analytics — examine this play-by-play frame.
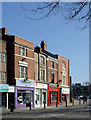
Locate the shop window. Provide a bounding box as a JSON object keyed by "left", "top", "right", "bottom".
{"left": 20, "top": 66, "right": 27, "bottom": 78}
{"left": 0, "top": 53, "right": 1, "bottom": 62}
{"left": 20, "top": 47, "right": 26, "bottom": 56}
{"left": 52, "top": 92, "right": 57, "bottom": 102}
{"left": 51, "top": 73, "right": 54, "bottom": 84}
{"left": 40, "top": 56, "right": 44, "bottom": 64}
{"left": 0, "top": 72, "right": 1, "bottom": 81}
{"left": 3, "top": 72, "right": 6, "bottom": 81}
{"left": 17, "top": 90, "right": 33, "bottom": 105}
{"left": 62, "top": 75, "right": 66, "bottom": 85}
{"left": 41, "top": 70, "right": 44, "bottom": 81}
{"left": 62, "top": 62, "right": 66, "bottom": 69}
{"left": 3, "top": 53, "right": 6, "bottom": 62}
{"left": 51, "top": 61, "right": 54, "bottom": 68}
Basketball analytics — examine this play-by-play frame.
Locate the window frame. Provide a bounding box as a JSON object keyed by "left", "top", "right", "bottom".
{"left": 62, "top": 62, "right": 66, "bottom": 69}
{"left": 20, "top": 66, "right": 27, "bottom": 79}
{"left": 20, "top": 47, "right": 26, "bottom": 56}
{"left": 3, "top": 72, "right": 6, "bottom": 81}
{"left": 40, "top": 70, "right": 44, "bottom": 81}
{"left": 0, "top": 72, "right": 2, "bottom": 81}
{"left": 62, "top": 74, "right": 66, "bottom": 85}
{"left": 51, "top": 61, "right": 54, "bottom": 68}
{"left": 51, "top": 73, "right": 54, "bottom": 84}
{"left": 3, "top": 53, "right": 6, "bottom": 62}
{"left": 40, "top": 56, "right": 44, "bottom": 64}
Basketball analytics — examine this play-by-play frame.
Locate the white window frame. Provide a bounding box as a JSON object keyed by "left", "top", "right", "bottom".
{"left": 20, "top": 47, "right": 26, "bottom": 56}
{"left": 20, "top": 66, "right": 27, "bottom": 79}
{"left": 51, "top": 61, "right": 54, "bottom": 68}
{"left": 0, "top": 52, "right": 1, "bottom": 62}
{"left": 3, "top": 72, "right": 6, "bottom": 81}
{"left": 40, "top": 70, "right": 44, "bottom": 81}
{"left": 0, "top": 72, "right": 2, "bottom": 81}
{"left": 40, "top": 56, "right": 44, "bottom": 64}
{"left": 3, "top": 53, "right": 6, "bottom": 62}
{"left": 62, "top": 74, "right": 66, "bottom": 85}
{"left": 62, "top": 62, "right": 66, "bottom": 69}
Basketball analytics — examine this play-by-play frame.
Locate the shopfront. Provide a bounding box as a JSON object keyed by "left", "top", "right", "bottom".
{"left": 62, "top": 87, "right": 70, "bottom": 104}
{"left": 0, "top": 84, "right": 8, "bottom": 108}
{"left": 15, "top": 79, "right": 35, "bottom": 109}
{"left": 35, "top": 82, "right": 47, "bottom": 107}
{"left": 48, "top": 83, "right": 60, "bottom": 106}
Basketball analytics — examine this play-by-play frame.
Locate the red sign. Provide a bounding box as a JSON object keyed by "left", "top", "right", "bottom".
{"left": 59, "top": 80, "right": 62, "bottom": 82}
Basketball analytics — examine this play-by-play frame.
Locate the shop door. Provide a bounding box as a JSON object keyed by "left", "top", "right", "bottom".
{"left": 2, "top": 93, "right": 6, "bottom": 107}
{"left": 42, "top": 92, "right": 46, "bottom": 106}
{"left": 26, "top": 93, "right": 31, "bottom": 107}
{"left": 40, "top": 89, "right": 42, "bottom": 107}
{"left": 49, "top": 92, "right": 51, "bottom": 105}
{"left": 8, "top": 93, "right": 15, "bottom": 109}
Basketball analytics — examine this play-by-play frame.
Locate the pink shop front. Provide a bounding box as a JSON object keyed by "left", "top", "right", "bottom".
{"left": 15, "top": 79, "right": 35, "bottom": 109}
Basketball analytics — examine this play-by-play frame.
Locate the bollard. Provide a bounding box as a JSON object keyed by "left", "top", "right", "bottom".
{"left": 72, "top": 99, "right": 74, "bottom": 106}
{"left": 79, "top": 99, "right": 81, "bottom": 105}
{"left": 10, "top": 103, "right": 14, "bottom": 112}
{"left": 56, "top": 100, "right": 58, "bottom": 107}
{"left": 29, "top": 102, "right": 31, "bottom": 110}
{"left": 65, "top": 100, "right": 67, "bottom": 107}
{"left": 44, "top": 100, "right": 46, "bottom": 109}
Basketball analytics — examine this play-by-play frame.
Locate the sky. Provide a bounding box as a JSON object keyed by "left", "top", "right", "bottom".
{"left": 2, "top": 2, "right": 89, "bottom": 84}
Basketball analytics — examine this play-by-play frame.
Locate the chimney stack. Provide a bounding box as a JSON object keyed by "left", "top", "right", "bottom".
{"left": 41, "top": 41, "right": 47, "bottom": 50}
{"left": 0, "top": 27, "right": 7, "bottom": 34}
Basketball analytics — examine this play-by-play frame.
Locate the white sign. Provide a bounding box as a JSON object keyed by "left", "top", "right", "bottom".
{"left": 35, "top": 83, "right": 47, "bottom": 89}
{"left": 62, "top": 88, "right": 69, "bottom": 95}
{"left": 8, "top": 86, "right": 15, "bottom": 93}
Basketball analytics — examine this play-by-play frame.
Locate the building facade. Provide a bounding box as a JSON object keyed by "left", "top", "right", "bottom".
{"left": 2, "top": 27, "right": 35, "bottom": 109}
{"left": 0, "top": 30, "right": 8, "bottom": 108}
{"left": 56, "top": 55, "right": 70, "bottom": 104}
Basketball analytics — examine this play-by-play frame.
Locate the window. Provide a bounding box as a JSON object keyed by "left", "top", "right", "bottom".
{"left": 40, "top": 56, "right": 44, "bottom": 64}
{"left": 20, "top": 47, "right": 26, "bottom": 56}
{"left": 41, "top": 70, "right": 44, "bottom": 81}
{"left": 20, "top": 66, "right": 27, "bottom": 78}
{"left": 62, "top": 75, "right": 66, "bottom": 85}
{"left": 3, "top": 72, "right": 6, "bottom": 81}
{"left": 3, "top": 53, "right": 6, "bottom": 62}
{"left": 51, "top": 61, "right": 54, "bottom": 68}
{"left": 51, "top": 73, "right": 54, "bottom": 83}
{"left": 62, "top": 62, "right": 66, "bottom": 68}
{"left": 0, "top": 53, "right": 1, "bottom": 62}
{"left": 0, "top": 72, "right": 1, "bottom": 81}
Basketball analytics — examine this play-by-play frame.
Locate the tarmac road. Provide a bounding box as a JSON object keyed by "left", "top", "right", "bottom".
{"left": 1, "top": 103, "right": 91, "bottom": 120}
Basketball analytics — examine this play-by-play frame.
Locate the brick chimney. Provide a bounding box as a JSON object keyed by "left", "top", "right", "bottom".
{"left": 41, "top": 41, "right": 47, "bottom": 50}
{"left": 0, "top": 27, "right": 7, "bottom": 34}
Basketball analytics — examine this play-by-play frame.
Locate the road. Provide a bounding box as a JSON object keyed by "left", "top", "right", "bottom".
{"left": 2, "top": 103, "right": 91, "bottom": 120}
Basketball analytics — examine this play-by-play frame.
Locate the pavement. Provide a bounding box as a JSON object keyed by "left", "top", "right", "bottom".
{"left": 1, "top": 99, "right": 90, "bottom": 115}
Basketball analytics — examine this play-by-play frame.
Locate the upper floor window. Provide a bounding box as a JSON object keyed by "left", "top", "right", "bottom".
{"left": 40, "top": 56, "right": 44, "bottom": 64}
{"left": 0, "top": 72, "right": 1, "bottom": 81}
{"left": 41, "top": 70, "right": 44, "bottom": 81}
{"left": 51, "top": 61, "right": 54, "bottom": 68}
{"left": 62, "top": 62, "right": 66, "bottom": 69}
{"left": 51, "top": 73, "right": 54, "bottom": 84}
{"left": 3, "top": 72, "right": 6, "bottom": 81}
{"left": 0, "top": 53, "right": 1, "bottom": 62}
{"left": 20, "top": 47, "right": 26, "bottom": 56}
{"left": 20, "top": 66, "right": 27, "bottom": 78}
{"left": 3, "top": 53, "right": 6, "bottom": 62}
{"left": 62, "top": 75, "right": 66, "bottom": 85}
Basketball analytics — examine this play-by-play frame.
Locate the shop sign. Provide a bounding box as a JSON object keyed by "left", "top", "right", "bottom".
{"left": 16, "top": 79, "right": 35, "bottom": 87}
{"left": 8, "top": 86, "right": 15, "bottom": 93}
{"left": 35, "top": 83, "right": 47, "bottom": 89}
{"left": 0, "top": 84, "right": 8, "bottom": 92}
{"left": 62, "top": 88, "right": 69, "bottom": 95}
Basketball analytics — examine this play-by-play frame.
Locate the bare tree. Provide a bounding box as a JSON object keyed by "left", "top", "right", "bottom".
{"left": 21, "top": 1, "right": 90, "bottom": 29}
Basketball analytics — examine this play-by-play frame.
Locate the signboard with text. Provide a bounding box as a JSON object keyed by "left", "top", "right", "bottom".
{"left": 62, "top": 88, "right": 70, "bottom": 95}
{"left": 16, "top": 79, "right": 35, "bottom": 87}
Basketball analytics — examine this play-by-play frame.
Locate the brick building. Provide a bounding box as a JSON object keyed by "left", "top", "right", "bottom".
{"left": 0, "top": 29, "right": 8, "bottom": 108}
{"left": 2, "top": 27, "right": 35, "bottom": 109}
{"left": 56, "top": 55, "right": 70, "bottom": 104}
